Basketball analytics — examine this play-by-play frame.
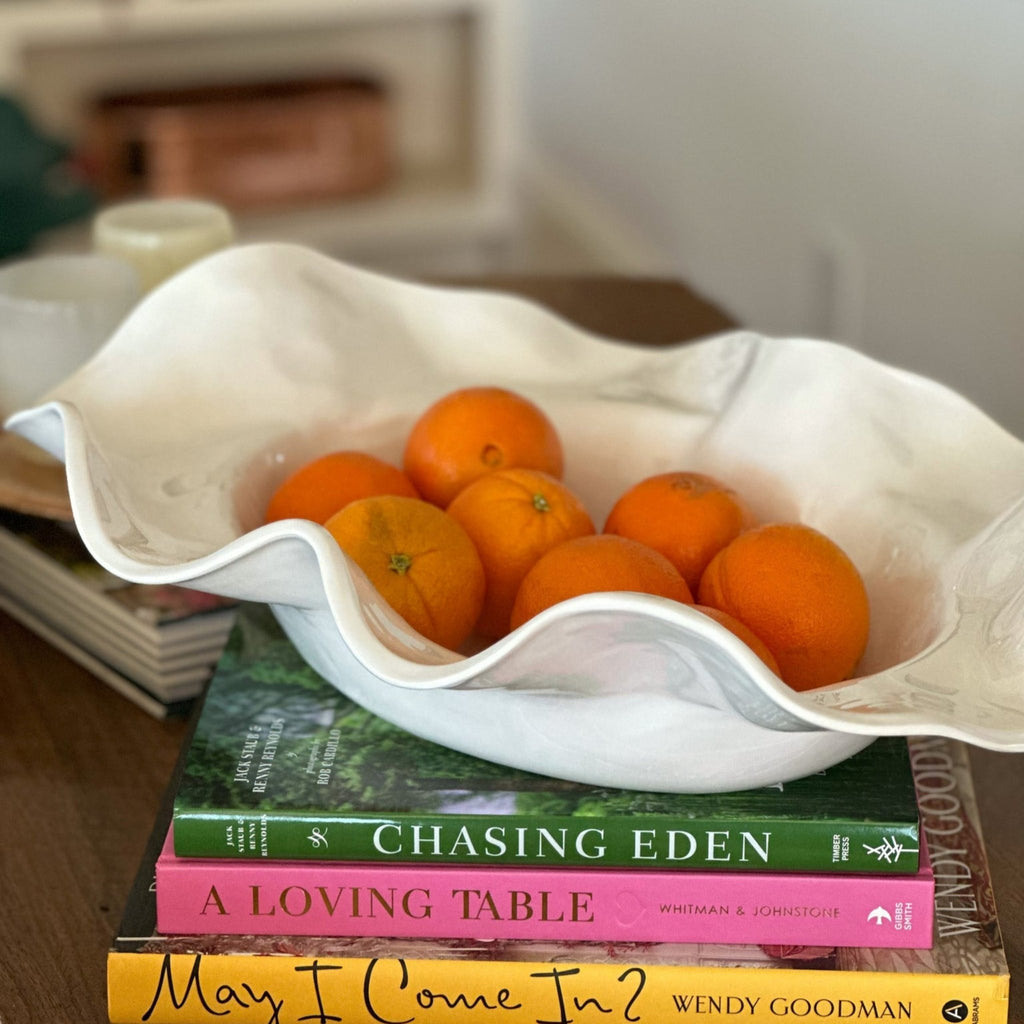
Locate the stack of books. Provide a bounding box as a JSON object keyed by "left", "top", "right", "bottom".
{"left": 0, "top": 508, "right": 236, "bottom": 718}
{"left": 107, "top": 603, "right": 1012, "bottom": 1023}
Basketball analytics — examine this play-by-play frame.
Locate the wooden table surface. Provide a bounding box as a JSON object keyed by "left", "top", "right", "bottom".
{"left": 0, "top": 275, "right": 1020, "bottom": 1021}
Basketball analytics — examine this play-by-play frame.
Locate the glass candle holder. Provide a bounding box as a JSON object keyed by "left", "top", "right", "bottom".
{"left": 92, "top": 198, "right": 235, "bottom": 293}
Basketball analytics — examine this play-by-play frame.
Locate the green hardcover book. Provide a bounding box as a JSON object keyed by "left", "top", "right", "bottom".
{"left": 172, "top": 604, "right": 921, "bottom": 873}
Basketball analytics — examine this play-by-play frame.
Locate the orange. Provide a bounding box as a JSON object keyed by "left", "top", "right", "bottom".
{"left": 403, "top": 386, "right": 564, "bottom": 508}
{"left": 324, "top": 495, "right": 485, "bottom": 651}
{"left": 265, "top": 450, "right": 419, "bottom": 525}
{"left": 509, "top": 534, "right": 693, "bottom": 631}
{"left": 604, "top": 471, "right": 756, "bottom": 591}
{"left": 697, "top": 523, "right": 870, "bottom": 692}
{"left": 447, "top": 468, "right": 596, "bottom": 638}
{"left": 692, "top": 604, "right": 781, "bottom": 676}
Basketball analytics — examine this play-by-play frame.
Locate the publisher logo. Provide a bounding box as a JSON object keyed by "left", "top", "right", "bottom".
{"left": 866, "top": 906, "right": 892, "bottom": 925}
{"left": 307, "top": 827, "right": 329, "bottom": 850}
{"left": 941, "top": 999, "right": 969, "bottom": 1022}
{"left": 863, "top": 835, "right": 919, "bottom": 864}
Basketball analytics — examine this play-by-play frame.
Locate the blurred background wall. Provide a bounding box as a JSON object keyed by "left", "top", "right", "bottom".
{"left": 522, "top": 0, "right": 1024, "bottom": 438}
{"left": 3, "top": 0, "right": 1021, "bottom": 436}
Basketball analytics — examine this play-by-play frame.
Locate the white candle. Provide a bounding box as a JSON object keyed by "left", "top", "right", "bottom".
{"left": 92, "top": 198, "right": 235, "bottom": 293}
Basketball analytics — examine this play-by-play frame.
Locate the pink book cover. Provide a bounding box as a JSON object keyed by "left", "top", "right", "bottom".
{"left": 156, "top": 828, "right": 934, "bottom": 949}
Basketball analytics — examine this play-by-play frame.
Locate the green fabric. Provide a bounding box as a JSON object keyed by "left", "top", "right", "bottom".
{"left": 0, "top": 94, "right": 97, "bottom": 258}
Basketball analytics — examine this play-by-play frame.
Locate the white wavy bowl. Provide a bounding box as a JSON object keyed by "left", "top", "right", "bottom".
{"left": 8, "top": 243, "right": 1024, "bottom": 792}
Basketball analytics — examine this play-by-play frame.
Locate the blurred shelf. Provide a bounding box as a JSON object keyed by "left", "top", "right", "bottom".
{"left": 1, "top": 0, "right": 519, "bottom": 255}
{"left": 37, "top": 164, "right": 515, "bottom": 261}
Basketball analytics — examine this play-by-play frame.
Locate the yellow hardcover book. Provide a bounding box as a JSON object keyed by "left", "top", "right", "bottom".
{"left": 109, "top": 948, "right": 1008, "bottom": 1023}
{"left": 108, "top": 736, "right": 1011, "bottom": 1024}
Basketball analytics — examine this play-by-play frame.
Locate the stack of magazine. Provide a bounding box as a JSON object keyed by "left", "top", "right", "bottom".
{"left": 106, "top": 604, "right": 1011, "bottom": 1023}
{"left": 0, "top": 508, "right": 236, "bottom": 718}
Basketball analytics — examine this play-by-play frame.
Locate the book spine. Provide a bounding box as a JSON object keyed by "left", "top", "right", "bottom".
{"left": 156, "top": 847, "right": 933, "bottom": 948}
{"left": 171, "top": 810, "right": 921, "bottom": 873}
{"left": 107, "top": 952, "right": 1010, "bottom": 1024}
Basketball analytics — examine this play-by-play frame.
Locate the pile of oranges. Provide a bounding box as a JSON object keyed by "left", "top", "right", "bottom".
{"left": 264, "top": 386, "right": 870, "bottom": 692}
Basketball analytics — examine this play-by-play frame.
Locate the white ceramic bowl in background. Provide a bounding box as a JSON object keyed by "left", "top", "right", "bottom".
{"left": 0, "top": 253, "right": 140, "bottom": 420}
{"left": 8, "top": 243, "right": 1024, "bottom": 792}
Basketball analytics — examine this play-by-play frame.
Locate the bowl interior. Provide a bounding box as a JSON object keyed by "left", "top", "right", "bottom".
{"left": 229, "top": 372, "right": 1021, "bottom": 682}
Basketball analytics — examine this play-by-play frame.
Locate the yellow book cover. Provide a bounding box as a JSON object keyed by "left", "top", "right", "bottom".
{"left": 109, "top": 736, "right": 1010, "bottom": 1023}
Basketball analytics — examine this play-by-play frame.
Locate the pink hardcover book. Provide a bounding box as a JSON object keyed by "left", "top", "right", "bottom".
{"left": 156, "top": 829, "right": 934, "bottom": 948}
